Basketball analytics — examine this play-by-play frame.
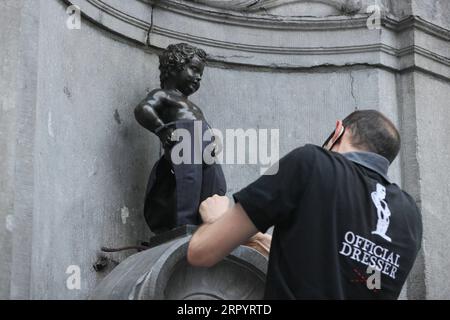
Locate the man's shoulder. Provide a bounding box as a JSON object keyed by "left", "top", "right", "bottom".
{"left": 279, "top": 144, "right": 340, "bottom": 178}
{"left": 289, "top": 144, "right": 321, "bottom": 157}
{"left": 282, "top": 144, "right": 316, "bottom": 165}
{"left": 389, "top": 184, "right": 422, "bottom": 246}
{"left": 287, "top": 144, "right": 341, "bottom": 165}
{"left": 391, "top": 184, "right": 421, "bottom": 214}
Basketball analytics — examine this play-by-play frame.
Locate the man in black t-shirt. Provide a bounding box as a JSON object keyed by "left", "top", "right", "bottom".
{"left": 187, "top": 110, "right": 422, "bottom": 299}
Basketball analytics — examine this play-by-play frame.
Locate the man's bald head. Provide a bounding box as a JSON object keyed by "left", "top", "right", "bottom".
{"left": 343, "top": 110, "right": 401, "bottom": 163}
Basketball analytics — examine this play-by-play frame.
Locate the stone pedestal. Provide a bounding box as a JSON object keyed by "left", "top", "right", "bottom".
{"left": 1, "top": 0, "right": 449, "bottom": 299}
{"left": 90, "top": 227, "right": 268, "bottom": 300}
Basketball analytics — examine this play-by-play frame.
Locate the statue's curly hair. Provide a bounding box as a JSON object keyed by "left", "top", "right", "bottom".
{"left": 159, "top": 43, "right": 207, "bottom": 88}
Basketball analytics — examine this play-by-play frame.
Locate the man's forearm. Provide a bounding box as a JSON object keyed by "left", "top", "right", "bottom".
{"left": 187, "top": 220, "right": 220, "bottom": 267}
{"left": 188, "top": 203, "right": 258, "bottom": 267}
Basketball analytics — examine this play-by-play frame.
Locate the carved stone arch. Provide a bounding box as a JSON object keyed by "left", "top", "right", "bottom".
{"left": 64, "top": 0, "right": 450, "bottom": 78}
{"left": 190, "top": 0, "right": 363, "bottom": 16}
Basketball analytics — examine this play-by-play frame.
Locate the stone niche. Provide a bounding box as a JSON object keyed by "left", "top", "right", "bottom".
{"left": 3, "top": 0, "right": 448, "bottom": 300}
{"left": 66, "top": 0, "right": 449, "bottom": 301}
{"left": 64, "top": 0, "right": 449, "bottom": 78}
{"left": 190, "top": 0, "right": 365, "bottom": 16}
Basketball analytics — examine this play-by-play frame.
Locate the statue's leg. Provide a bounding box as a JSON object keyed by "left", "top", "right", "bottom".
{"left": 144, "top": 157, "right": 177, "bottom": 233}
{"left": 200, "top": 120, "right": 227, "bottom": 200}
{"left": 172, "top": 121, "right": 203, "bottom": 226}
{"left": 200, "top": 163, "right": 227, "bottom": 201}
{"left": 173, "top": 163, "right": 203, "bottom": 226}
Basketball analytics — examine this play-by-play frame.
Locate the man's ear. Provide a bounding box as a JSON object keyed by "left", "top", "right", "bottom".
{"left": 330, "top": 120, "right": 344, "bottom": 146}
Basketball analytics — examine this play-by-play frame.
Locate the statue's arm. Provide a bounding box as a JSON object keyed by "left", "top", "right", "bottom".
{"left": 134, "top": 90, "right": 166, "bottom": 133}
{"left": 134, "top": 90, "right": 176, "bottom": 148}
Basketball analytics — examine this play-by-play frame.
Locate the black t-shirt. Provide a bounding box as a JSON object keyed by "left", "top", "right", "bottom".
{"left": 233, "top": 144, "right": 422, "bottom": 299}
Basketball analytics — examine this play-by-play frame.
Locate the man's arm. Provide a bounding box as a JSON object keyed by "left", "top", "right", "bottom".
{"left": 187, "top": 198, "right": 258, "bottom": 268}
{"left": 188, "top": 147, "right": 315, "bottom": 267}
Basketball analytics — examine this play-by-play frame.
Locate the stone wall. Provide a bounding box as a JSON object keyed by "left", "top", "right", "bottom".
{"left": 0, "top": 0, "right": 449, "bottom": 299}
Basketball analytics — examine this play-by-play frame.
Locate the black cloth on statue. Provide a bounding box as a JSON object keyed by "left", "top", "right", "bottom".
{"left": 144, "top": 120, "right": 227, "bottom": 234}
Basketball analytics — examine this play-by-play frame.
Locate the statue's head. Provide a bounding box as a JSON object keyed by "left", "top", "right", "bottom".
{"left": 159, "top": 43, "right": 207, "bottom": 96}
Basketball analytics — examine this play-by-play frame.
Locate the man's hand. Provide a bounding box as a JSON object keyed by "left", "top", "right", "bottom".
{"left": 245, "top": 232, "right": 272, "bottom": 257}
{"left": 199, "top": 195, "right": 230, "bottom": 224}
{"left": 188, "top": 202, "right": 258, "bottom": 267}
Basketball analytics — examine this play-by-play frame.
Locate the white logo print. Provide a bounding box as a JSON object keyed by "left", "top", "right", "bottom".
{"left": 371, "top": 183, "right": 392, "bottom": 242}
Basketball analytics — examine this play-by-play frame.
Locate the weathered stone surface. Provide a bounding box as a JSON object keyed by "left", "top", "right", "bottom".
{"left": 1, "top": 0, "right": 449, "bottom": 299}
{"left": 0, "top": 0, "right": 22, "bottom": 300}
{"left": 64, "top": 0, "right": 450, "bottom": 79}
{"left": 413, "top": 73, "right": 450, "bottom": 299}
{"left": 0, "top": 0, "right": 42, "bottom": 300}
{"left": 90, "top": 235, "right": 267, "bottom": 300}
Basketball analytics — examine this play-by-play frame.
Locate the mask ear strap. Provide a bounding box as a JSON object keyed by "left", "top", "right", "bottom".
{"left": 326, "top": 126, "right": 345, "bottom": 151}
{"left": 337, "top": 126, "right": 345, "bottom": 139}
{"left": 322, "top": 131, "right": 335, "bottom": 149}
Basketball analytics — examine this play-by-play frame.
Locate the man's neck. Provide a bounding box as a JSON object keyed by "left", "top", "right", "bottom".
{"left": 335, "top": 144, "right": 365, "bottom": 154}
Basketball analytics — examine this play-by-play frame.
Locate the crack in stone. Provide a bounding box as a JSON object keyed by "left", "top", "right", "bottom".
{"left": 209, "top": 54, "right": 255, "bottom": 60}
{"left": 146, "top": 4, "right": 155, "bottom": 46}
{"left": 349, "top": 70, "right": 357, "bottom": 109}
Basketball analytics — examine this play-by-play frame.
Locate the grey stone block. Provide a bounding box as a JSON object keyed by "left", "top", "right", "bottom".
{"left": 90, "top": 234, "right": 267, "bottom": 300}
{"left": 1, "top": 0, "right": 449, "bottom": 300}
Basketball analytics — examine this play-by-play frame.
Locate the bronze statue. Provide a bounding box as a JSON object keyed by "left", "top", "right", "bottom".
{"left": 135, "top": 43, "right": 226, "bottom": 234}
